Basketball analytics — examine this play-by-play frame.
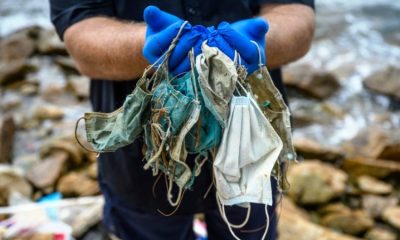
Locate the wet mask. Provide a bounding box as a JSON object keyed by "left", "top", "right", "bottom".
{"left": 246, "top": 66, "right": 296, "bottom": 175}
{"left": 79, "top": 78, "right": 152, "bottom": 152}
{"left": 213, "top": 94, "right": 283, "bottom": 206}
{"left": 196, "top": 42, "right": 237, "bottom": 127}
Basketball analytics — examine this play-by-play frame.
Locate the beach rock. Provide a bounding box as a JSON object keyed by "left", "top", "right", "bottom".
{"left": 362, "top": 195, "right": 398, "bottom": 218}
{"left": 54, "top": 56, "right": 78, "bottom": 73}
{"left": 283, "top": 64, "right": 341, "bottom": 99}
{"left": 365, "top": 227, "right": 396, "bottom": 240}
{"left": 320, "top": 209, "right": 374, "bottom": 235}
{"left": 291, "top": 101, "right": 345, "bottom": 128}
{"left": 26, "top": 151, "right": 68, "bottom": 189}
{"left": 278, "top": 196, "right": 359, "bottom": 240}
{"left": 0, "top": 60, "right": 36, "bottom": 85}
{"left": 318, "top": 203, "right": 351, "bottom": 216}
{"left": 12, "top": 154, "right": 41, "bottom": 174}
{"left": 36, "top": 29, "right": 66, "bottom": 55}
{"left": 287, "top": 160, "right": 348, "bottom": 205}
{"left": 68, "top": 75, "right": 90, "bottom": 99}
{"left": 0, "top": 26, "right": 39, "bottom": 62}
{"left": 87, "top": 162, "right": 97, "bottom": 179}
{"left": 57, "top": 172, "right": 99, "bottom": 197}
{"left": 0, "top": 116, "right": 16, "bottom": 163}
{"left": 0, "top": 92, "right": 22, "bottom": 111}
{"left": 19, "top": 81, "right": 39, "bottom": 96}
{"left": 344, "top": 126, "right": 400, "bottom": 160}
{"left": 343, "top": 157, "right": 400, "bottom": 178}
{"left": 382, "top": 206, "right": 400, "bottom": 230}
{"left": 32, "top": 104, "right": 64, "bottom": 121}
{"left": 357, "top": 175, "right": 393, "bottom": 195}
{"left": 0, "top": 167, "right": 32, "bottom": 206}
{"left": 364, "top": 66, "right": 400, "bottom": 99}
{"left": 40, "top": 137, "right": 84, "bottom": 166}
{"left": 293, "top": 136, "right": 343, "bottom": 162}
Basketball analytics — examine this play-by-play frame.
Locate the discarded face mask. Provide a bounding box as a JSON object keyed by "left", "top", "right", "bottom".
{"left": 214, "top": 95, "right": 283, "bottom": 206}
{"left": 196, "top": 42, "right": 237, "bottom": 127}
{"left": 77, "top": 77, "right": 152, "bottom": 152}
{"left": 245, "top": 66, "right": 296, "bottom": 186}
{"left": 213, "top": 92, "right": 283, "bottom": 240}
{"left": 143, "top": 72, "right": 200, "bottom": 190}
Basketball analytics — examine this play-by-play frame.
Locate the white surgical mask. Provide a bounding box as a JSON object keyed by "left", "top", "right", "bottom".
{"left": 213, "top": 93, "right": 283, "bottom": 240}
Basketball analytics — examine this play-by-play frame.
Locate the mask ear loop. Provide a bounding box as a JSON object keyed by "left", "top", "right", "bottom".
{"left": 189, "top": 48, "right": 199, "bottom": 101}
{"left": 74, "top": 117, "right": 100, "bottom": 155}
{"left": 147, "top": 21, "right": 190, "bottom": 89}
{"left": 250, "top": 40, "right": 264, "bottom": 72}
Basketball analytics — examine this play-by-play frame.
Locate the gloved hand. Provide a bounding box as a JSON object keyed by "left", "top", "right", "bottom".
{"left": 143, "top": 6, "right": 206, "bottom": 75}
{"left": 217, "top": 18, "right": 269, "bottom": 73}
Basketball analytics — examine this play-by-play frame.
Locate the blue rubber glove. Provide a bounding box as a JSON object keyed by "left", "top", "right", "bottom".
{"left": 143, "top": 6, "right": 205, "bottom": 75}
{"left": 218, "top": 18, "right": 269, "bottom": 73}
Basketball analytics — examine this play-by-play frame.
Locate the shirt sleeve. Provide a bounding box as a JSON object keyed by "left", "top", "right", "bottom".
{"left": 257, "top": 0, "right": 314, "bottom": 9}
{"left": 50, "top": 0, "right": 115, "bottom": 40}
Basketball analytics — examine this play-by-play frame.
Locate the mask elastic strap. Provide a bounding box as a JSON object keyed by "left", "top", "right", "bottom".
{"left": 74, "top": 117, "right": 100, "bottom": 155}
{"left": 250, "top": 40, "right": 264, "bottom": 71}
{"left": 143, "top": 119, "right": 172, "bottom": 171}
{"left": 215, "top": 193, "right": 251, "bottom": 240}
{"left": 144, "top": 21, "right": 190, "bottom": 85}
{"left": 189, "top": 48, "right": 199, "bottom": 101}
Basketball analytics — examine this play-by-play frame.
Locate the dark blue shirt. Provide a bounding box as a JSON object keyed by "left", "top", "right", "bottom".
{"left": 50, "top": 0, "right": 314, "bottom": 215}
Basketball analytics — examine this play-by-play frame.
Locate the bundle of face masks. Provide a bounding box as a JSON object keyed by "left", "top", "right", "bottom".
{"left": 75, "top": 21, "right": 295, "bottom": 239}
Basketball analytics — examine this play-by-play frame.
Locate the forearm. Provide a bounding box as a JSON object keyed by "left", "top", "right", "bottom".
{"left": 259, "top": 3, "right": 315, "bottom": 69}
{"left": 64, "top": 17, "right": 148, "bottom": 80}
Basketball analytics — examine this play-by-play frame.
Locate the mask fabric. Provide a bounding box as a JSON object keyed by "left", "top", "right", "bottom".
{"left": 82, "top": 77, "right": 152, "bottom": 152}
{"left": 245, "top": 66, "right": 296, "bottom": 190}
{"left": 213, "top": 92, "right": 283, "bottom": 240}
{"left": 196, "top": 42, "right": 237, "bottom": 127}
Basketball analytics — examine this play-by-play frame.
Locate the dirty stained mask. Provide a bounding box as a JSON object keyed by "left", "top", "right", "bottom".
{"left": 82, "top": 78, "right": 152, "bottom": 152}
{"left": 213, "top": 95, "right": 283, "bottom": 207}
{"left": 196, "top": 42, "right": 237, "bottom": 127}
{"left": 171, "top": 58, "right": 223, "bottom": 155}
{"left": 246, "top": 66, "right": 296, "bottom": 164}
{"left": 143, "top": 72, "right": 200, "bottom": 190}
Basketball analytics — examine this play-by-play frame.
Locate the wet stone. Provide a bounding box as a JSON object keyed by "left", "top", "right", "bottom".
{"left": 0, "top": 92, "right": 22, "bottom": 111}
{"left": 287, "top": 160, "right": 348, "bottom": 205}
{"left": 283, "top": 64, "right": 341, "bottom": 99}
{"left": 361, "top": 195, "right": 398, "bottom": 218}
{"left": 68, "top": 75, "right": 90, "bottom": 100}
{"left": 357, "top": 175, "right": 393, "bottom": 195}
{"left": 344, "top": 126, "right": 400, "bottom": 160}
{"left": 0, "top": 26, "right": 39, "bottom": 62}
{"left": 0, "top": 60, "right": 36, "bottom": 85}
{"left": 343, "top": 157, "right": 400, "bottom": 178}
{"left": 40, "top": 137, "right": 84, "bottom": 167}
{"left": 26, "top": 151, "right": 68, "bottom": 189}
{"left": 32, "top": 104, "right": 65, "bottom": 121}
{"left": 36, "top": 28, "right": 67, "bottom": 55}
{"left": 87, "top": 162, "right": 97, "bottom": 179}
{"left": 0, "top": 116, "right": 16, "bottom": 163}
{"left": 320, "top": 209, "right": 374, "bottom": 235}
{"left": 382, "top": 206, "right": 400, "bottom": 230}
{"left": 293, "top": 136, "right": 343, "bottom": 162}
{"left": 57, "top": 172, "right": 99, "bottom": 197}
{"left": 364, "top": 66, "right": 400, "bottom": 99}
{"left": 278, "top": 196, "right": 358, "bottom": 240}
{"left": 54, "top": 56, "right": 78, "bottom": 73}
{"left": 365, "top": 226, "right": 397, "bottom": 240}
{"left": 0, "top": 167, "right": 32, "bottom": 206}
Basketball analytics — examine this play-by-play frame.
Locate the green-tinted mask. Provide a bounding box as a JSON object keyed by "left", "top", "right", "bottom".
{"left": 79, "top": 78, "right": 151, "bottom": 152}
